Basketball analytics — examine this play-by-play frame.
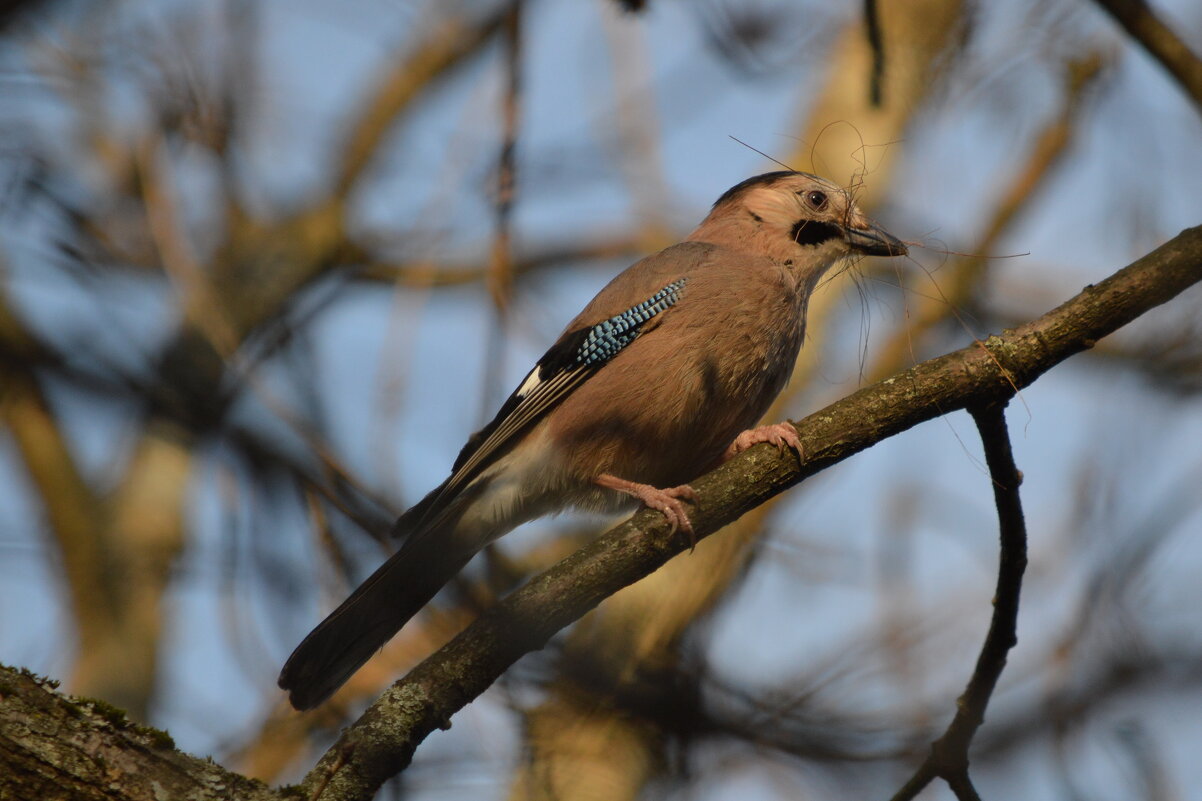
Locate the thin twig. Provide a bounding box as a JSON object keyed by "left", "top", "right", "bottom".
{"left": 888, "top": 401, "right": 1027, "bottom": 801}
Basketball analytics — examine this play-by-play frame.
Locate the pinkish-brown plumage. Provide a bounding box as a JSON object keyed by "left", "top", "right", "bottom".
{"left": 548, "top": 242, "right": 808, "bottom": 498}
{"left": 278, "top": 171, "right": 907, "bottom": 710}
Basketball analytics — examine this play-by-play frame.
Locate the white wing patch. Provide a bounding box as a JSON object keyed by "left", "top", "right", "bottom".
{"left": 515, "top": 365, "right": 543, "bottom": 398}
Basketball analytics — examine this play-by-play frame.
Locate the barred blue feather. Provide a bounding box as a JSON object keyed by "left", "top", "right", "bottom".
{"left": 577, "top": 278, "right": 687, "bottom": 366}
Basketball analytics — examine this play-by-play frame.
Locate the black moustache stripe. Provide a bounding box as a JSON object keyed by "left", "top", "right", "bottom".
{"left": 791, "top": 220, "right": 842, "bottom": 246}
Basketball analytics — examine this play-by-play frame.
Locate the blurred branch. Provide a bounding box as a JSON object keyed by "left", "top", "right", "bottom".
{"left": 867, "top": 50, "right": 1108, "bottom": 381}
{"left": 889, "top": 403, "right": 1027, "bottom": 801}
{"left": 487, "top": 0, "right": 522, "bottom": 313}
{"left": 0, "top": 282, "right": 152, "bottom": 714}
{"left": 298, "top": 227, "right": 1202, "bottom": 801}
{"left": 1092, "top": 0, "right": 1202, "bottom": 117}
{"left": 0, "top": 0, "right": 58, "bottom": 29}
{"left": 332, "top": 10, "right": 507, "bottom": 197}
{"left": 789, "top": 0, "right": 964, "bottom": 200}
{"left": 864, "top": 0, "right": 885, "bottom": 106}
{"left": 95, "top": 426, "right": 192, "bottom": 720}
{"left": 978, "top": 644, "right": 1202, "bottom": 759}
{"left": 0, "top": 370, "right": 109, "bottom": 658}
{"left": 0, "top": 273, "right": 60, "bottom": 369}
{"left": 481, "top": 0, "right": 523, "bottom": 416}
{"left": 1115, "top": 723, "right": 1180, "bottom": 801}
{"left": 138, "top": 135, "right": 239, "bottom": 355}
{"left": 226, "top": 425, "right": 397, "bottom": 538}
{"left": 351, "top": 235, "right": 644, "bottom": 286}
{"left": 602, "top": 2, "right": 673, "bottom": 249}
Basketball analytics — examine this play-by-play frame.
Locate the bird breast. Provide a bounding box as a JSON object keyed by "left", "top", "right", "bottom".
{"left": 549, "top": 255, "right": 808, "bottom": 497}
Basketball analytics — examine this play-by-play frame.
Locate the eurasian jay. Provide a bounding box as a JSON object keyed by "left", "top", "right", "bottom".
{"left": 279, "top": 170, "right": 907, "bottom": 710}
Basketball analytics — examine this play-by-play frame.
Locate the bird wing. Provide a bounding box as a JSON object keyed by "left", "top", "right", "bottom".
{"left": 399, "top": 243, "right": 714, "bottom": 533}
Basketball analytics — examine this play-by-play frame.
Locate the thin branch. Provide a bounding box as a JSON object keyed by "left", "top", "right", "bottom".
{"left": 481, "top": 0, "right": 524, "bottom": 417}
{"left": 350, "top": 236, "right": 644, "bottom": 286}
{"left": 298, "top": 227, "right": 1202, "bottom": 801}
{"left": 487, "top": 0, "right": 523, "bottom": 313}
{"left": 1092, "top": 0, "right": 1202, "bottom": 117}
{"left": 888, "top": 402, "right": 1027, "bottom": 801}
{"left": 864, "top": 0, "right": 885, "bottom": 106}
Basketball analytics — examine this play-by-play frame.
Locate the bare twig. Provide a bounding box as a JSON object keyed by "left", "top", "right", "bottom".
{"left": 888, "top": 402, "right": 1027, "bottom": 801}
{"left": 332, "top": 11, "right": 506, "bottom": 197}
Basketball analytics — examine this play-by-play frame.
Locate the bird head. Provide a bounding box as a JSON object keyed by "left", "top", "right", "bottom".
{"left": 698, "top": 171, "right": 907, "bottom": 265}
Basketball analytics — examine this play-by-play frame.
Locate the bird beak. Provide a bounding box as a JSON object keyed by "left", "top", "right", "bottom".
{"left": 844, "top": 220, "right": 907, "bottom": 257}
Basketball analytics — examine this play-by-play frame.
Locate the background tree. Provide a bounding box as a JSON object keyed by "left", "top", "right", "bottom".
{"left": 2, "top": 0, "right": 1202, "bottom": 799}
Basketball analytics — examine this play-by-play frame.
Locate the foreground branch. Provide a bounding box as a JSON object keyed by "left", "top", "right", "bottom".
{"left": 0, "top": 667, "right": 275, "bottom": 801}
{"left": 300, "top": 228, "right": 1202, "bottom": 801}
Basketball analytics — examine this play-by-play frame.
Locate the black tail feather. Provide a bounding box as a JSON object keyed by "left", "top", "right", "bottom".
{"left": 278, "top": 511, "right": 477, "bottom": 710}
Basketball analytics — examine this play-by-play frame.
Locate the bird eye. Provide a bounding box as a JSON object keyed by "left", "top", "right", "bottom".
{"left": 805, "top": 190, "right": 828, "bottom": 211}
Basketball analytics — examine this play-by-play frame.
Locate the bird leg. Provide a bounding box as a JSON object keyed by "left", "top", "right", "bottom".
{"left": 722, "top": 422, "right": 803, "bottom": 462}
{"left": 595, "top": 474, "right": 698, "bottom": 544}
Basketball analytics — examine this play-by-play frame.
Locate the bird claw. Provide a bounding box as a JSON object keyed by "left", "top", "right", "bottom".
{"left": 596, "top": 474, "right": 698, "bottom": 549}
{"left": 723, "top": 422, "right": 803, "bottom": 462}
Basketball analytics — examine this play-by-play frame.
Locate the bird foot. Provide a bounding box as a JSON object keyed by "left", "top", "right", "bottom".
{"left": 595, "top": 474, "right": 698, "bottom": 546}
{"left": 723, "top": 422, "right": 803, "bottom": 462}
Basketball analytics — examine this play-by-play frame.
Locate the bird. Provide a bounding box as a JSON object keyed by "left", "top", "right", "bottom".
{"left": 278, "top": 170, "right": 907, "bottom": 710}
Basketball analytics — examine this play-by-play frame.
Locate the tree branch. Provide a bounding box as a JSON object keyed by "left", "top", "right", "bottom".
{"left": 1092, "top": 0, "right": 1202, "bottom": 116}
{"left": 888, "top": 402, "right": 1028, "bottom": 801}
{"left": 299, "top": 228, "right": 1202, "bottom": 801}
{"left": 864, "top": 0, "right": 886, "bottom": 106}
{"left": 332, "top": 11, "right": 506, "bottom": 197}
{"left": 0, "top": 666, "right": 278, "bottom": 801}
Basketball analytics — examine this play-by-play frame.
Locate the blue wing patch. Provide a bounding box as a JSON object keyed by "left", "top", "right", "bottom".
{"left": 576, "top": 278, "right": 687, "bottom": 366}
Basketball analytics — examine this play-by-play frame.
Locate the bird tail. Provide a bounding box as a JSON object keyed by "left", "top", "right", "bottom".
{"left": 277, "top": 482, "right": 482, "bottom": 710}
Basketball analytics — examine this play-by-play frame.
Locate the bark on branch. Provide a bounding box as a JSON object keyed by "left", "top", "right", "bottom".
{"left": 0, "top": 666, "right": 277, "bottom": 801}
